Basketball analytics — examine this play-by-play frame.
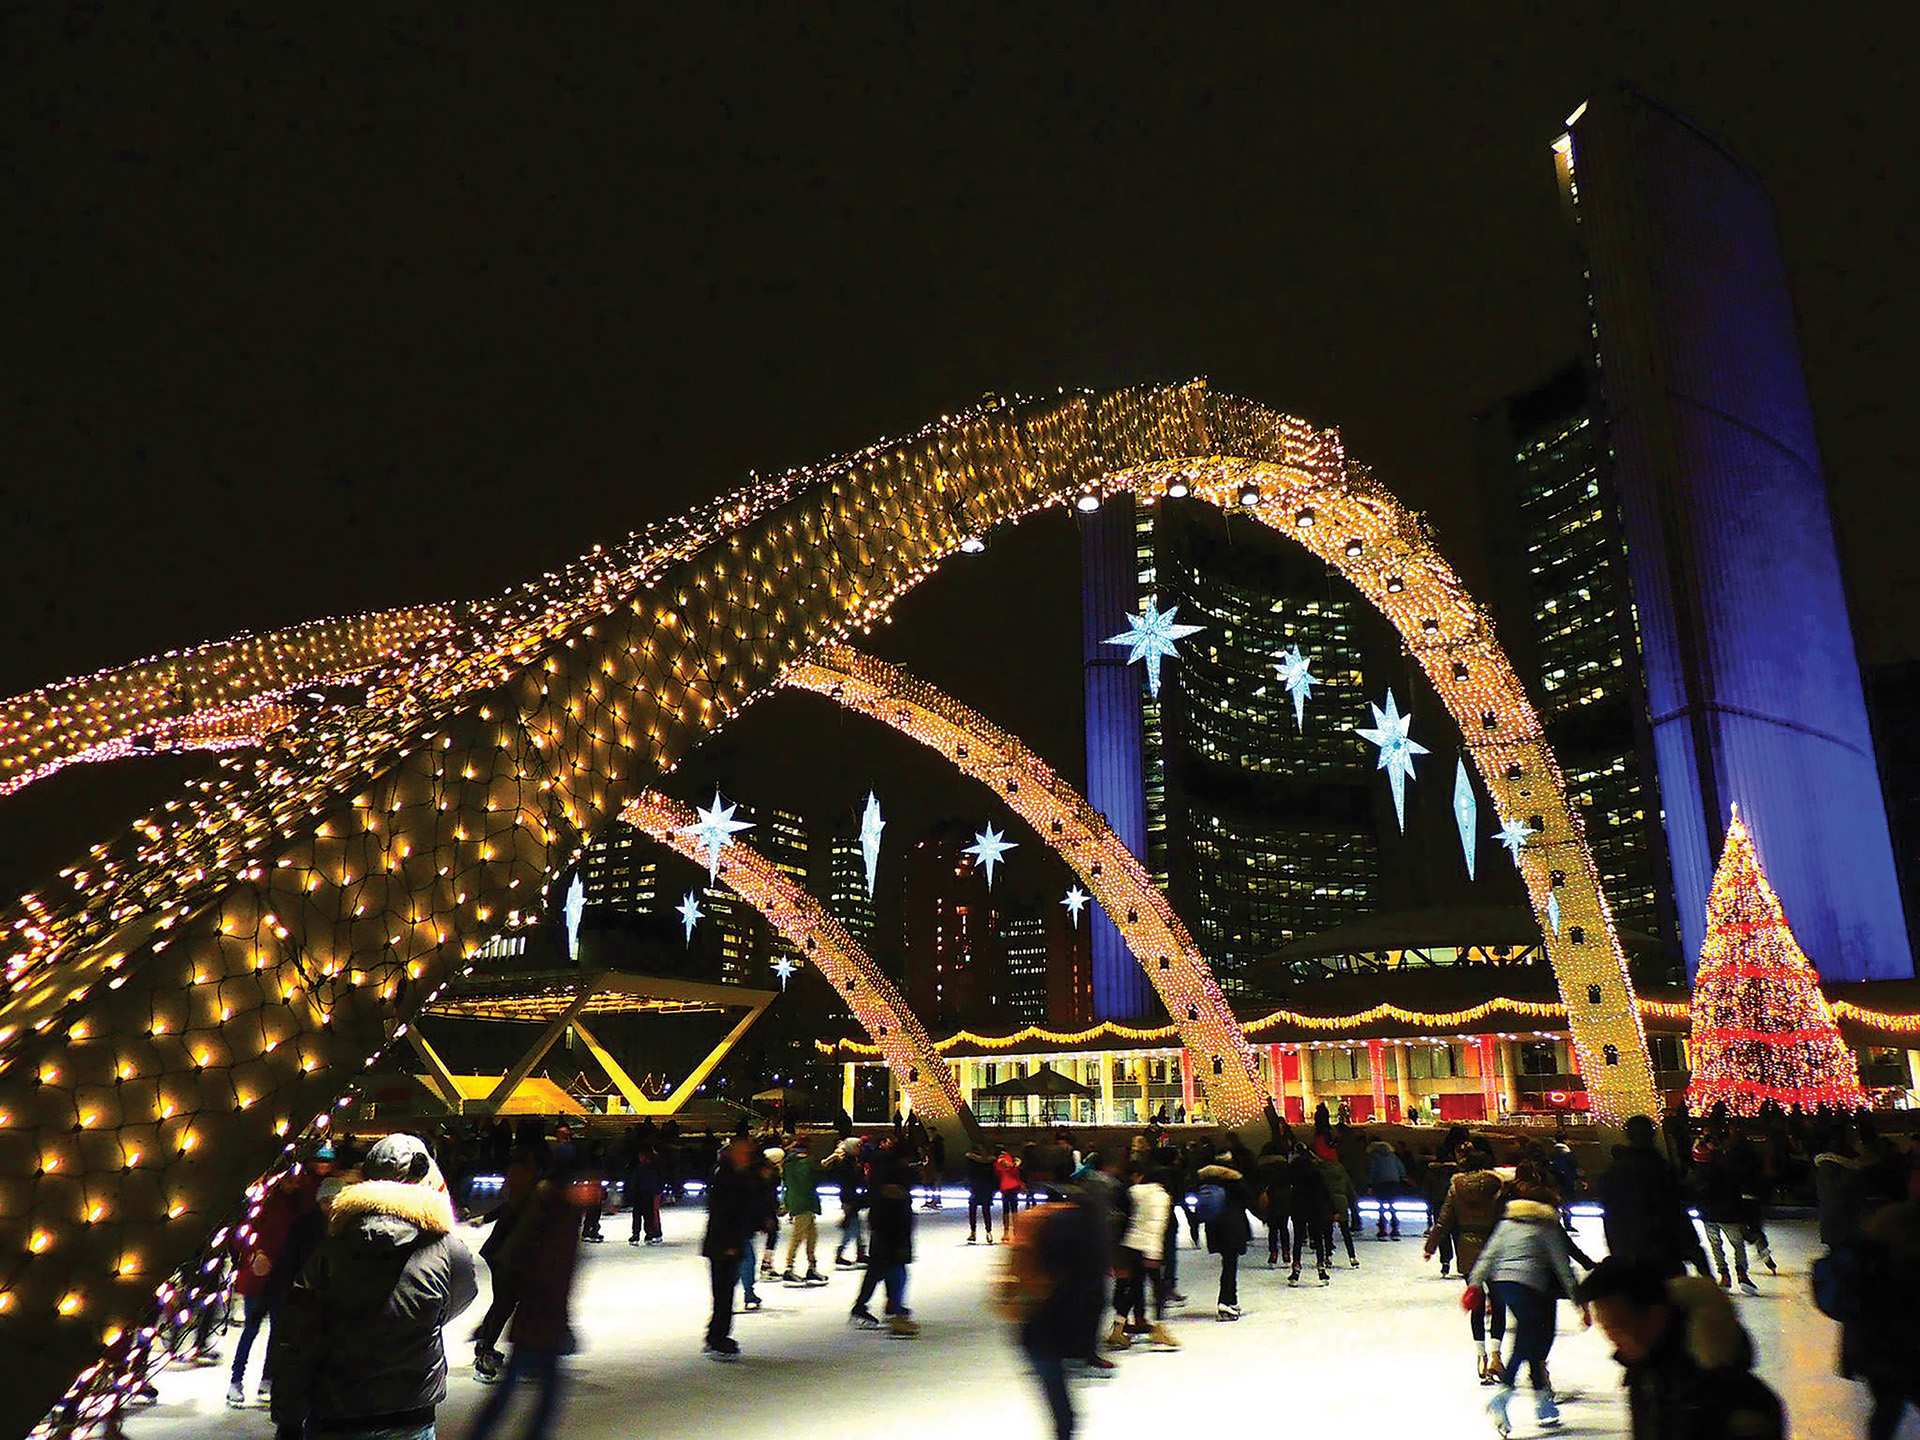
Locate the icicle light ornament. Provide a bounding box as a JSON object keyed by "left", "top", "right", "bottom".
{"left": 1686, "top": 807, "right": 1868, "bottom": 1117}
{"left": 0, "top": 382, "right": 1656, "bottom": 1432}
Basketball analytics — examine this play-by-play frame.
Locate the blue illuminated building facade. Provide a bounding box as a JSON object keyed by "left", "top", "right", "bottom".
{"left": 1555, "top": 89, "right": 1912, "bottom": 981}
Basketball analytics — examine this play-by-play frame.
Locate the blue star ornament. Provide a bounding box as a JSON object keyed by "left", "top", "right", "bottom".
{"left": 1493, "top": 816, "right": 1535, "bottom": 862}
{"left": 676, "top": 890, "right": 703, "bottom": 945}
{"left": 678, "top": 789, "right": 753, "bottom": 880}
{"left": 859, "top": 791, "right": 885, "bottom": 900}
{"left": 1452, "top": 758, "right": 1478, "bottom": 881}
{"left": 1106, "top": 596, "right": 1203, "bottom": 698}
{"left": 772, "top": 955, "right": 798, "bottom": 988}
{"left": 965, "top": 823, "right": 1017, "bottom": 888}
{"left": 1062, "top": 885, "right": 1090, "bottom": 929}
{"left": 1277, "top": 645, "right": 1319, "bottom": 732}
{"left": 1354, "top": 688, "right": 1429, "bottom": 832}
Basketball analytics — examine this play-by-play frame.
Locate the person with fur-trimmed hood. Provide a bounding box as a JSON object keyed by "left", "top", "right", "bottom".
{"left": 1469, "top": 1196, "right": 1587, "bottom": 1434}
{"left": 269, "top": 1133, "right": 477, "bottom": 1440}
{"left": 1196, "top": 1148, "right": 1259, "bottom": 1320}
{"left": 1426, "top": 1145, "right": 1508, "bottom": 1383}
{"left": 1579, "top": 1257, "right": 1784, "bottom": 1440}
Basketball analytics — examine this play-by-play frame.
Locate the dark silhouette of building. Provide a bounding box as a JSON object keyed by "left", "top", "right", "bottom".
{"left": 998, "top": 900, "right": 1049, "bottom": 1025}
{"left": 1045, "top": 898, "right": 1095, "bottom": 1029}
{"left": 1553, "top": 89, "right": 1911, "bottom": 980}
{"left": 903, "top": 820, "right": 1006, "bottom": 1026}
{"left": 1477, "top": 364, "right": 1681, "bottom": 979}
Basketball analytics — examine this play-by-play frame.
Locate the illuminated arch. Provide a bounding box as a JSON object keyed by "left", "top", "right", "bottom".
{"left": 620, "top": 790, "right": 975, "bottom": 1146}
{"left": 785, "top": 644, "right": 1271, "bottom": 1128}
{"left": 0, "top": 383, "right": 1654, "bottom": 1431}
{"left": 0, "top": 604, "right": 456, "bottom": 798}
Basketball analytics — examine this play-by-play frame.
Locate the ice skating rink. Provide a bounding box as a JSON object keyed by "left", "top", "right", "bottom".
{"left": 124, "top": 1202, "right": 1914, "bottom": 1440}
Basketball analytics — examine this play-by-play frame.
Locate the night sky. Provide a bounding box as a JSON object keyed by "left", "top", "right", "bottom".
{"left": 6, "top": 8, "right": 1917, "bottom": 903}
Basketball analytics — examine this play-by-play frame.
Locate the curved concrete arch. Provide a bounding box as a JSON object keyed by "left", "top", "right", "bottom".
{"left": 0, "top": 383, "right": 1653, "bottom": 1431}
{"left": 784, "top": 645, "right": 1271, "bottom": 1129}
{"left": 622, "top": 789, "right": 977, "bottom": 1149}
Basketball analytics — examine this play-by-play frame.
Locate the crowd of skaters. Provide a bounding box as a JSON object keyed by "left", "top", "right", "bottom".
{"left": 122, "top": 1096, "right": 1920, "bottom": 1440}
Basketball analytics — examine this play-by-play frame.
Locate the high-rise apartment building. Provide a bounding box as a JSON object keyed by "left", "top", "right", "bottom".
{"left": 902, "top": 821, "right": 1005, "bottom": 1027}
{"left": 580, "top": 822, "right": 660, "bottom": 919}
{"left": 1478, "top": 364, "right": 1679, "bottom": 974}
{"left": 1552, "top": 89, "right": 1911, "bottom": 980}
{"left": 824, "top": 830, "right": 878, "bottom": 949}
{"left": 998, "top": 902, "right": 1049, "bottom": 1026}
{"left": 1084, "top": 498, "right": 1404, "bottom": 993}
{"left": 1045, "top": 900, "right": 1095, "bottom": 1029}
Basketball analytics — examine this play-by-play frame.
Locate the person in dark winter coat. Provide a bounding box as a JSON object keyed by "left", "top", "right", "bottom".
{"left": 1579, "top": 1258, "right": 1784, "bottom": 1440}
{"left": 1196, "top": 1151, "right": 1259, "bottom": 1319}
{"left": 466, "top": 1166, "right": 593, "bottom": 1439}
{"left": 1423, "top": 1150, "right": 1461, "bottom": 1274}
{"left": 269, "top": 1134, "right": 478, "bottom": 1440}
{"left": 1255, "top": 1142, "right": 1293, "bottom": 1267}
{"left": 1285, "top": 1146, "right": 1333, "bottom": 1287}
{"left": 624, "top": 1143, "right": 664, "bottom": 1246}
{"left": 851, "top": 1141, "right": 921, "bottom": 1336}
{"left": 470, "top": 1145, "right": 540, "bottom": 1378}
{"left": 1365, "top": 1138, "right": 1409, "bottom": 1238}
{"left": 227, "top": 1169, "right": 317, "bottom": 1408}
{"left": 1599, "top": 1116, "right": 1711, "bottom": 1279}
{"left": 966, "top": 1145, "right": 1000, "bottom": 1244}
{"left": 1315, "top": 1150, "right": 1361, "bottom": 1267}
{"left": 1814, "top": 1140, "right": 1875, "bottom": 1248}
{"left": 1001, "top": 1146, "right": 1105, "bottom": 1440}
{"left": 1691, "top": 1134, "right": 1763, "bottom": 1292}
{"left": 1840, "top": 1198, "right": 1920, "bottom": 1440}
{"left": 701, "top": 1136, "right": 759, "bottom": 1360}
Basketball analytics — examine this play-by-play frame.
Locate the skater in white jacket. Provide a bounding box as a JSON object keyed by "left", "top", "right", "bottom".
{"left": 1105, "top": 1159, "right": 1180, "bottom": 1352}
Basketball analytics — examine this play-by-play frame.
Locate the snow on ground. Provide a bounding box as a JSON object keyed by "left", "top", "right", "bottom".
{"left": 125, "top": 1202, "right": 1912, "bottom": 1440}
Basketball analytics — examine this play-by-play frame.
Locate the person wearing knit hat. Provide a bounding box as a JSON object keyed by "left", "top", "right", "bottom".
{"left": 270, "top": 1132, "right": 477, "bottom": 1439}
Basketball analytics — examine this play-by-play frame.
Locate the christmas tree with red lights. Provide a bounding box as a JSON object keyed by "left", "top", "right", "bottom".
{"left": 1686, "top": 806, "right": 1867, "bottom": 1117}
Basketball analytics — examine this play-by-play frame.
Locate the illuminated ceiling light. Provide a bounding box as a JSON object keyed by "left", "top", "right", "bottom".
{"left": 1165, "top": 478, "right": 1190, "bottom": 499}
{"left": 1074, "top": 490, "right": 1101, "bottom": 513}
{"left": 1237, "top": 482, "right": 1260, "bottom": 508}
{"left": 957, "top": 535, "right": 986, "bottom": 555}
{"left": 1295, "top": 507, "right": 1315, "bottom": 528}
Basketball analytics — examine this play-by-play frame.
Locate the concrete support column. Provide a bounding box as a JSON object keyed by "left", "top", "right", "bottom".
{"left": 1296, "top": 1044, "right": 1316, "bottom": 1120}
{"left": 842, "top": 1062, "right": 856, "bottom": 1121}
{"left": 1099, "top": 1053, "right": 1114, "bottom": 1126}
{"left": 1393, "top": 1042, "right": 1412, "bottom": 1120}
{"left": 1179, "top": 1047, "right": 1196, "bottom": 1121}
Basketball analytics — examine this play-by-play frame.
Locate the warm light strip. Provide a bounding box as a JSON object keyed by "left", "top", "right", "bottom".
{"left": 819, "top": 993, "right": 1704, "bottom": 1057}
{"left": 786, "top": 645, "right": 1268, "bottom": 1127}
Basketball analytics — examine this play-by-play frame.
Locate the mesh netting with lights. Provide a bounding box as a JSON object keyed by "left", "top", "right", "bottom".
{"left": 0, "top": 383, "right": 1660, "bottom": 1434}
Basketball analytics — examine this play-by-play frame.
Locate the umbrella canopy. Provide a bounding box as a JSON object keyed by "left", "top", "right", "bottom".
{"left": 973, "top": 1064, "right": 1094, "bottom": 1099}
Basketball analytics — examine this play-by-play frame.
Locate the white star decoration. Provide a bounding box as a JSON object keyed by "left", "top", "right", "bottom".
{"left": 1546, "top": 893, "right": 1562, "bottom": 936}
{"left": 562, "top": 873, "right": 586, "bottom": 962}
{"left": 1062, "top": 885, "right": 1090, "bottom": 928}
{"left": 859, "top": 791, "right": 885, "bottom": 900}
{"left": 1105, "top": 595, "right": 1203, "bottom": 698}
{"left": 1494, "top": 816, "right": 1535, "bottom": 861}
{"left": 1452, "top": 758, "right": 1478, "bottom": 881}
{"left": 676, "top": 890, "right": 702, "bottom": 945}
{"left": 965, "top": 823, "right": 1017, "bottom": 888}
{"left": 772, "top": 955, "right": 798, "bottom": 988}
{"left": 1354, "top": 688, "right": 1429, "bottom": 832}
{"left": 678, "top": 789, "right": 753, "bottom": 879}
{"left": 1277, "top": 645, "right": 1318, "bottom": 731}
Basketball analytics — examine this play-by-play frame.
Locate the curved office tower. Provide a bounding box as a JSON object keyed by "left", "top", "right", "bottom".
{"left": 1556, "top": 89, "right": 1912, "bottom": 981}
